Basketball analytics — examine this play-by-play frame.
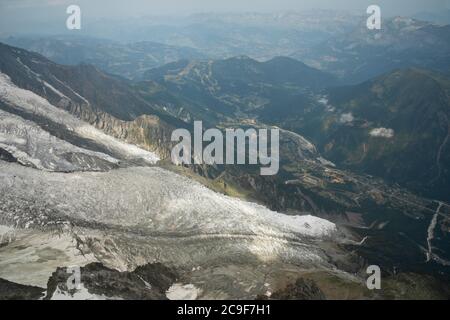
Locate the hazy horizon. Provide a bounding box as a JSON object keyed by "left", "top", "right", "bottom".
{"left": 1, "top": 0, "right": 450, "bottom": 37}
{"left": 1, "top": 0, "right": 449, "bottom": 16}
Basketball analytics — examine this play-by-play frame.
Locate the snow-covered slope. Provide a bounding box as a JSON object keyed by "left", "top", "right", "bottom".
{"left": 0, "top": 162, "right": 336, "bottom": 240}
{"left": 0, "top": 109, "right": 119, "bottom": 171}
{"left": 0, "top": 72, "right": 159, "bottom": 167}
{"left": 0, "top": 158, "right": 342, "bottom": 293}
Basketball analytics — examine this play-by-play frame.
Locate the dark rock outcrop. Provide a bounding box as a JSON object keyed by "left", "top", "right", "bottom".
{"left": 0, "top": 278, "right": 45, "bottom": 300}
{"left": 258, "top": 278, "right": 326, "bottom": 300}
{"left": 45, "top": 262, "right": 178, "bottom": 300}
{"left": 0, "top": 148, "right": 17, "bottom": 163}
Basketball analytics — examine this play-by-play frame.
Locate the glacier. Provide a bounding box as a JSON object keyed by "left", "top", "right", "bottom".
{"left": 0, "top": 72, "right": 160, "bottom": 166}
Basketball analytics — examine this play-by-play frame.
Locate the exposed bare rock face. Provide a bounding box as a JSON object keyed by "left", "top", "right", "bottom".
{"left": 0, "top": 278, "right": 45, "bottom": 300}
{"left": 258, "top": 278, "right": 326, "bottom": 300}
{"left": 45, "top": 263, "right": 178, "bottom": 300}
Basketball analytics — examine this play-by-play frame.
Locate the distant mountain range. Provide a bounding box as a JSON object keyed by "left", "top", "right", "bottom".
{"left": 3, "top": 36, "right": 206, "bottom": 80}
{"left": 414, "top": 10, "right": 450, "bottom": 25}
{"left": 6, "top": 15, "right": 450, "bottom": 88}
{"left": 294, "top": 17, "right": 450, "bottom": 84}
{"left": 82, "top": 11, "right": 359, "bottom": 60}
{"left": 2, "top": 10, "right": 361, "bottom": 66}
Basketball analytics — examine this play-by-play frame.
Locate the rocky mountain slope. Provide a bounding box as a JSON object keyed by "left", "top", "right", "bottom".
{"left": 0, "top": 42, "right": 189, "bottom": 159}
{"left": 270, "top": 68, "right": 450, "bottom": 202}
{"left": 143, "top": 56, "right": 336, "bottom": 124}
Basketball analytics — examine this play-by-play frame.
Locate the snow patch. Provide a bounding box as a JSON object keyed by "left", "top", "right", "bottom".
{"left": 76, "top": 125, "right": 159, "bottom": 164}
{"left": 166, "top": 283, "right": 201, "bottom": 300}
{"left": 317, "top": 95, "right": 335, "bottom": 112}
{"left": 317, "top": 156, "right": 336, "bottom": 167}
{"left": 0, "top": 109, "right": 119, "bottom": 171}
{"left": 369, "top": 127, "right": 394, "bottom": 138}
{"left": 0, "top": 225, "right": 14, "bottom": 238}
{"left": 339, "top": 113, "right": 354, "bottom": 124}
{"left": 42, "top": 81, "right": 70, "bottom": 100}
{"left": 51, "top": 284, "right": 120, "bottom": 300}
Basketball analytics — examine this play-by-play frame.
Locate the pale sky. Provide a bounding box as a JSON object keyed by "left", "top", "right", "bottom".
{"left": 1, "top": 0, "right": 449, "bottom": 16}
{"left": 0, "top": 0, "right": 449, "bottom": 35}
